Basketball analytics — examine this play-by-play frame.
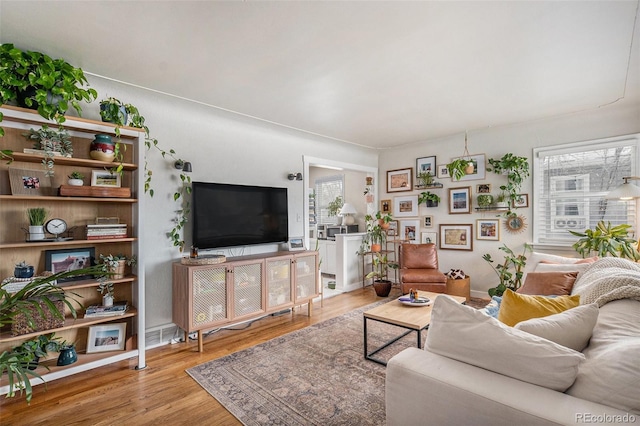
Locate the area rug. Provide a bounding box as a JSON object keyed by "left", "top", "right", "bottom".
{"left": 187, "top": 298, "right": 488, "bottom": 425}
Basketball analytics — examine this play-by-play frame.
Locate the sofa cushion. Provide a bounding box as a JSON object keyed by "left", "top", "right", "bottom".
{"left": 566, "top": 299, "right": 640, "bottom": 414}
{"left": 534, "top": 262, "right": 590, "bottom": 275}
{"left": 517, "top": 271, "right": 578, "bottom": 295}
{"left": 425, "top": 295, "right": 585, "bottom": 392}
{"left": 400, "top": 269, "right": 447, "bottom": 283}
{"left": 498, "top": 289, "right": 580, "bottom": 326}
{"left": 515, "top": 303, "right": 599, "bottom": 351}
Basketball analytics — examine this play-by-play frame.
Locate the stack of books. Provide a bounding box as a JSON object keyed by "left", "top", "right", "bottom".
{"left": 86, "top": 223, "right": 127, "bottom": 240}
{"left": 84, "top": 303, "right": 128, "bottom": 318}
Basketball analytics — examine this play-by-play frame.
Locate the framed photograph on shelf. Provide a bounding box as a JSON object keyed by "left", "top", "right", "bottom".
{"left": 422, "top": 215, "right": 433, "bottom": 228}
{"left": 387, "top": 168, "right": 413, "bottom": 193}
{"left": 476, "top": 183, "right": 491, "bottom": 194}
{"left": 380, "top": 199, "right": 392, "bottom": 215}
{"left": 449, "top": 186, "right": 471, "bottom": 214}
{"left": 91, "top": 170, "right": 121, "bottom": 187}
{"left": 87, "top": 323, "right": 127, "bottom": 353}
{"left": 436, "top": 164, "right": 450, "bottom": 179}
{"left": 476, "top": 219, "right": 500, "bottom": 241}
{"left": 394, "top": 195, "right": 419, "bottom": 217}
{"left": 440, "top": 224, "right": 473, "bottom": 251}
{"left": 8, "top": 167, "right": 54, "bottom": 196}
{"left": 512, "top": 194, "right": 529, "bottom": 208}
{"left": 452, "top": 154, "right": 486, "bottom": 181}
{"left": 416, "top": 156, "right": 436, "bottom": 177}
{"left": 400, "top": 220, "right": 420, "bottom": 243}
{"left": 45, "top": 247, "right": 96, "bottom": 282}
{"left": 421, "top": 231, "right": 437, "bottom": 245}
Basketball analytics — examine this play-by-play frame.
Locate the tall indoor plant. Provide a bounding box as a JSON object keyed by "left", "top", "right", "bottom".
{"left": 482, "top": 243, "right": 532, "bottom": 297}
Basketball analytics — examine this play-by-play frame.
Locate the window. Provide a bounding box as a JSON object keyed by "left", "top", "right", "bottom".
{"left": 533, "top": 134, "right": 640, "bottom": 245}
{"left": 315, "top": 175, "right": 344, "bottom": 224}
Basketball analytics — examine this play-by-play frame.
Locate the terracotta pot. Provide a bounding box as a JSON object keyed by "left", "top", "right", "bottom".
{"left": 378, "top": 220, "right": 390, "bottom": 229}
{"left": 371, "top": 243, "right": 382, "bottom": 253}
{"left": 373, "top": 280, "right": 392, "bottom": 297}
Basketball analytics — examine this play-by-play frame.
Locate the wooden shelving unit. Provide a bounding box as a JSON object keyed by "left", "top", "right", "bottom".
{"left": 0, "top": 105, "right": 146, "bottom": 395}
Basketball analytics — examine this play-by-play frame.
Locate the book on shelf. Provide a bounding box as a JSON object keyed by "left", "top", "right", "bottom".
{"left": 87, "top": 223, "right": 127, "bottom": 228}
{"left": 87, "top": 229, "right": 128, "bottom": 236}
{"left": 87, "top": 235, "right": 128, "bottom": 240}
{"left": 84, "top": 303, "right": 128, "bottom": 318}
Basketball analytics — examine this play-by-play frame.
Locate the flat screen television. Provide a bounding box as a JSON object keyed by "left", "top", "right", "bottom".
{"left": 192, "top": 181, "right": 289, "bottom": 250}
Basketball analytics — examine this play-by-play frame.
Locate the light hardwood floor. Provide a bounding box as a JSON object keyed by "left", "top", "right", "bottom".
{"left": 0, "top": 288, "right": 384, "bottom": 426}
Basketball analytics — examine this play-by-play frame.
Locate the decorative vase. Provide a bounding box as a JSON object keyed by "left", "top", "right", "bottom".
{"left": 103, "top": 294, "right": 114, "bottom": 307}
{"left": 90, "top": 134, "right": 116, "bottom": 162}
{"left": 57, "top": 346, "right": 77, "bottom": 366}
{"left": 14, "top": 265, "right": 34, "bottom": 278}
{"left": 373, "top": 280, "right": 392, "bottom": 297}
{"left": 28, "top": 225, "right": 45, "bottom": 241}
{"left": 67, "top": 178, "right": 83, "bottom": 186}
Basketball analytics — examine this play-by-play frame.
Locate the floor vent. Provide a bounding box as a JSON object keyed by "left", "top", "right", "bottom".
{"left": 145, "top": 324, "right": 180, "bottom": 349}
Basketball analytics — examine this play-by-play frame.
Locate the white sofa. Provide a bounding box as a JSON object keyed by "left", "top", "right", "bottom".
{"left": 386, "top": 257, "right": 640, "bottom": 425}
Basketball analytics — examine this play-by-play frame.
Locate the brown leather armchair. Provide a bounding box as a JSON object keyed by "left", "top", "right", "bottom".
{"left": 398, "top": 243, "right": 447, "bottom": 294}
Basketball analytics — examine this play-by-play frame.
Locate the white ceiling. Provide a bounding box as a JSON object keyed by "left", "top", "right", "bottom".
{"left": 1, "top": 1, "right": 639, "bottom": 149}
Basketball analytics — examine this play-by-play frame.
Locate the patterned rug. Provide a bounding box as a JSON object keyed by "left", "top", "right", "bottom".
{"left": 187, "top": 297, "right": 488, "bottom": 425}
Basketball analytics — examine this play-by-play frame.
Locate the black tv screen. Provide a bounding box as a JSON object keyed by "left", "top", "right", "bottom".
{"left": 192, "top": 182, "right": 289, "bottom": 250}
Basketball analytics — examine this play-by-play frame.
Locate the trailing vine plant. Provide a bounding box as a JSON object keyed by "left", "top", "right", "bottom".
{"left": 99, "top": 97, "right": 191, "bottom": 251}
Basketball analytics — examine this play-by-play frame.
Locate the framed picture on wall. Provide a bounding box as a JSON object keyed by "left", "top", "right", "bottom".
{"left": 400, "top": 220, "right": 420, "bottom": 243}
{"left": 394, "top": 195, "right": 419, "bottom": 217}
{"left": 512, "top": 194, "right": 529, "bottom": 208}
{"left": 416, "top": 156, "right": 436, "bottom": 178}
{"left": 451, "top": 154, "right": 486, "bottom": 181}
{"left": 422, "top": 215, "right": 433, "bottom": 228}
{"left": 449, "top": 186, "right": 471, "bottom": 214}
{"left": 476, "top": 219, "right": 500, "bottom": 241}
{"left": 436, "top": 164, "right": 450, "bottom": 179}
{"left": 440, "top": 224, "right": 473, "bottom": 251}
{"left": 421, "top": 231, "right": 437, "bottom": 245}
{"left": 387, "top": 168, "right": 413, "bottom": 193}
{"left": 380, "top": 199, "right": 392, "bottom": 215}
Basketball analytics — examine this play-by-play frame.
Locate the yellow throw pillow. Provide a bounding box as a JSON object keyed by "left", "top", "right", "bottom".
{"left": 498, "top": 289, "right": 580, "bottom": 327}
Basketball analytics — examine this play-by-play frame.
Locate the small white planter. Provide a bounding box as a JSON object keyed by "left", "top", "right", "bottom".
{"left": 67, "top": 178, "right": 83, "bottom": 186}
{"left": 102, "top": 295, "right": 114, "bottom": 307}
{"left": 28, "top": 225, "right": 45, "bottom": 241}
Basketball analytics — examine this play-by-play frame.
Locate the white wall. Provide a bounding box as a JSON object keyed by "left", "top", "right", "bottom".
{"left": 83, "top": 76, "right": 378, "bottom": 329}
{"left": 378, "top": 101, "right": 640, "bottom": 297}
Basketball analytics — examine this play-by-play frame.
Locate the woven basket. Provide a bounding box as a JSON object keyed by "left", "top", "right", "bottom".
{"left": 11, "top": 298, "right": 65, "bottom": 336}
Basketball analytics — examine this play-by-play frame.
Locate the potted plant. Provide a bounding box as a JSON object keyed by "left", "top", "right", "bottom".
{"left": 477, "top": 194, "right": 494, "bottom": 208}
{"left": 365, "top": 252, "right": 398, "bottom": 297}
{"left": 416, "top": 172, "right": 435, "bottom": 188}
{"left": 569, "top": 220, "right": 640, "bottom": 260}
{"left": 482, "top": 243, "right": 532, "bottom": 297}
{"left": 376, "top": 211, "right": 392, "bottom": 229}
{"left": 23, "top": 126, "right": 73, "bottom": 176}
{"left": 14, "top": 261, "right": 34, "bottom": 279}
{"left": 99, "top": 254, "right": 137, "bottom": 280}
{"left": 362, "top": 214, "right": 387, "bottom": 252}
{"left": 327, "top": 196, "right": 344, "bottom": 224}
{"left": 446, "top": 158, "right": 475, "bottom": 181}
{"left": 487, "top": 153, "right": 530, "bottom": 212}
{"left": 419, "top": 191, "right": 441, "bottom": 207}
{"left": 0, "top": 265, "right": 106, "bottom": 402}
{"left": 99, "top": 97, "right": 147, "bottom": 137}
{"left": 97, "top": 280, "right": 115, "bottom": 307}
{"left": 494, "top": 192, "right": 509, "bottom": 208}
{"left": 0, "top": 43, "right": 97, "bottom": 134}
{"left": 11, "top": 333, "right": 63, "bottom": 370}
{"left": 56, "top": 341, "right": 78, "bottom": 366}
{"left": 27, "top": 207, "right": 47, "bottom": 241}
{"left": 67, "top": 171, "right": 84, "bottom": 186}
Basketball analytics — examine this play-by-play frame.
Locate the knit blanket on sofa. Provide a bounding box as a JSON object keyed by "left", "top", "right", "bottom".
{"left": 573, "top": 257, "right": 640, "bottom": 307}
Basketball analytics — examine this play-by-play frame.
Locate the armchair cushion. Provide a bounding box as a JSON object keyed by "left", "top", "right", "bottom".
{"left": 400, "top": 243, "right": 438, "bottom": 269}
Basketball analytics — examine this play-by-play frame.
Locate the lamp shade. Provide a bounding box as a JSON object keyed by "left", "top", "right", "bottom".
{"left": 339, "top": 203, "right": 357, "bottom": 216}
{"left": 606, "top": 178, "right": 640, "bottom": 200}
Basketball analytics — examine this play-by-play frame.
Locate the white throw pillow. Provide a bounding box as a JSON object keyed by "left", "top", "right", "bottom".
{"left": 515, "top": 304, "right": 599, "bottom": 351}
{"left": 534, "top": 263, "right": 590, "bottom": 274}
{"left": 425, "top": 295, "right": 585, "bottom": 392}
